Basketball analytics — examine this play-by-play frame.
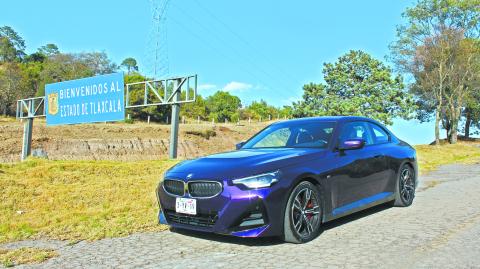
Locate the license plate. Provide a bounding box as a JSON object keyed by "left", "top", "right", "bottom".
{"left": 175, "top": 198, "right": 197, "bottom": 215}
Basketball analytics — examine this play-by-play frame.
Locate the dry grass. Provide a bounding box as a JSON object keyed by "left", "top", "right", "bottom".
{"left": 0, "top": 247, "right": 57, "bottom": 267}
{"left": 0, "top": 116, "right": 16, "bottom": 123}
{"left": 0, "top": 158, "right": 178, "bottom": 243}
{"left": 415, "top": 141, "right": 480, "bottom": 174}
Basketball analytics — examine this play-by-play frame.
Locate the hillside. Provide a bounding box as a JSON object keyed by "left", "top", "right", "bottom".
{"left": 0, "top": 117, "right": 266, "bottom": 162}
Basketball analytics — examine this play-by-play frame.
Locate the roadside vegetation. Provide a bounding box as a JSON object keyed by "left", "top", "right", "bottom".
{"left": 0, "top": 159, "right": 177, "bottom": 244}
{"left": 0, "top": 247, "right": 57, "bottom": 267}
{"left": 415, "top": 141, "right": 480, "bottom": 173}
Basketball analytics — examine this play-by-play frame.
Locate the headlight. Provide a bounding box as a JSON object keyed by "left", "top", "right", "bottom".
{"left": 232, "top": 171, "right": 279, "bottom": 189}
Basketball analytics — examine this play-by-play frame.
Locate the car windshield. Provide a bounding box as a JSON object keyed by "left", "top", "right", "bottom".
{"left": 242, "top": 121, "right": 336, "bottom": 149}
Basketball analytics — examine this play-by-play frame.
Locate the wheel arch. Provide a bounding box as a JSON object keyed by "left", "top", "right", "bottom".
{"left": 397, "top": 158, "right": 418, "bottom": 187}
{"left": 281, "top": 172, "right": 328, "bottom": 232}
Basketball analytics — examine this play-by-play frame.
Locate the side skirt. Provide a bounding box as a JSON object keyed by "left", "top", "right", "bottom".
{"left": 324, "top": 192, "right": 395, "bottom": 222}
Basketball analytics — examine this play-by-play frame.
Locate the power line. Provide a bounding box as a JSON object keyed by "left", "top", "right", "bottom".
{"left": 191, "top": 0, "right": 301, "bottom": 84}
{"left": 169, "top": 2, "right": 295, "bottom": 103}
{"left": 168, "top": 16, "right": 294, "bottom": 105}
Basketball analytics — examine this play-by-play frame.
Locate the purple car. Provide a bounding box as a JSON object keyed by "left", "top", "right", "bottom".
{"left": 157, "top": 116, "right": 417, "bottom": 243}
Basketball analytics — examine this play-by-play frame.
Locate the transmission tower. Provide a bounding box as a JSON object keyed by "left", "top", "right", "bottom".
{"left": 148, "top": 0, "right": 170, "bottom": 79}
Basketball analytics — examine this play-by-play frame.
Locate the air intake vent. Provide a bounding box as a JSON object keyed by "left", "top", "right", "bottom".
{"left": 163, "top": 179, "right": 184, "bottom": 196}
{"left": 188, "top": 181, "right": 222, "bottom": 198}
{"left": 164, "top": 210, "right": 218, "bottom": 228}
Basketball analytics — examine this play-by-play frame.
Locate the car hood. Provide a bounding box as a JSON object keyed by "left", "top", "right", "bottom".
{"left": 166, "top": 148, "right": 326, "bottom": 180}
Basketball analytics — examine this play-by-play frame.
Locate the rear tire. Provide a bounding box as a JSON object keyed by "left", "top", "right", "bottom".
{"left": 393, "top": 164, "right": 416, "bottom": 207}
{"left": 283, "top": 181, "right": 322, "bottom": 243}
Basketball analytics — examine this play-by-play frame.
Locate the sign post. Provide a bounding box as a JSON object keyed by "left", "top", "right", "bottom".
{"left": 125, "top": 75, "right": 197, "bottom": 159}
{"left": 169, "top": 79, "right": 181, "bottom": 158}
{"left": 21, "top": 102, "right": 34, "bottom": 161}
{"left": 17, "top": 96, "right": 46, "bottom": 161}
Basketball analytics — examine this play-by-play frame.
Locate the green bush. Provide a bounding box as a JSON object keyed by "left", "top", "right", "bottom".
{"left": 185, "top": 129, "right": 217, "bottom": 140}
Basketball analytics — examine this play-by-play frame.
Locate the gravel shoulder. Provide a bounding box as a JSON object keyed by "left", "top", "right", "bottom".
{"left": 2, "top": 163, "right": 480, "bottom": 269}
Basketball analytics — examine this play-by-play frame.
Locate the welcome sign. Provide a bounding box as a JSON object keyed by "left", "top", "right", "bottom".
{"left": 45, "top": 73, "right": 125, "bottom": 126}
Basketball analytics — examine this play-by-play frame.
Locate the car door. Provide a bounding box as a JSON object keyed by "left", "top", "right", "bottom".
{"left": 329, "top": 121, "right": 384, "bottom": 217}
{"left": 365, "top": 122, "right": 392, "bottom": 194}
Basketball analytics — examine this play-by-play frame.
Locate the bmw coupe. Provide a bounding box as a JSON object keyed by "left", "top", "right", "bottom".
{"left": 157, "top": 116, "right": 417, "bottom": 243}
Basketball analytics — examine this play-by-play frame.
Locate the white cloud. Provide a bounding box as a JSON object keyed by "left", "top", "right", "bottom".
{"left": 222, "top": 81, "right": 253, "bottom": 92}
{"left": 197, "top": 84, "right": 217, "bottom": 91}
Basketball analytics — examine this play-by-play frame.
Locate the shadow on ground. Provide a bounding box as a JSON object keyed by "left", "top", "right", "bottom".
{"left": 171, "top": 203, "right": 392, "bottom": 247}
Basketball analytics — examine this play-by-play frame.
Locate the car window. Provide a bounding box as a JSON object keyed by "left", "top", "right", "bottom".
{"left": 368, "top": 123, "right": 390, "bottom": 144}
{"left": 291, "top": 124, "right": 333, "bottom": 147}
{"left": 243, "top": 122, "right": 336, "bottom": 149}
{"left": 339, "top": 121, "right": 373, "bottom": 145}
{"left": 254, "top": 128, "right": 291, "bottom": 148}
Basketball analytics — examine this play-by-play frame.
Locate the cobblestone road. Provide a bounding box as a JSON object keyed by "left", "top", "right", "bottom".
{"left": 3, "top": 163, "right": 480, "bottom": 269}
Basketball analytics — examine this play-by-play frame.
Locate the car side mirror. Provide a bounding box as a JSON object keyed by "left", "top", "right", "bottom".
{"left": 236, "top": 141, "right": 245, "bottom": 150}
{"left": 339, "top": 139, "right": 365, "bottom": 151}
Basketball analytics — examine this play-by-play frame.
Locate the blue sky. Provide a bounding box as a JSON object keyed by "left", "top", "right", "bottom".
{"left": 2, "top": 0, "right": 458, "bottom": 144}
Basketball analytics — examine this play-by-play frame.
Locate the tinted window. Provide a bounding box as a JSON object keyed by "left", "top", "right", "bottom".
{"left": 339, "top": 121, "right": 373, "bottom": 145}
{"left": 254, "top": 127, "right": 291, "bottom": 148}
{"left": 369, "top": 123, "right": 390, "bottom": 144}
{"left": 243, "top": 122, "right": 336, "bottom": 149}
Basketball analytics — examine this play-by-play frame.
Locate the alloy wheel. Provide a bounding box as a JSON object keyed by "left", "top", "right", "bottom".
{"left": 291, "top": 187, "right": 321, "bottom": 238}
{"left": 400, "top": 167, "right": 415, "bottom": 204}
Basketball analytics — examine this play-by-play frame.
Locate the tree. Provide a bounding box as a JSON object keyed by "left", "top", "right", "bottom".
{"left": 25, "top": 52, "right": 46, "bottom": 63}
{"left": 21, "top": 60, "right": 43, "bottom": 97}
{"left": 38, "top": 43, "right": 60, "bottom": 57}
{"left": 181, "top": 93, "right": 207, "bottom": 120}
{"left": 409, "top": 29, "right": 464, "bottom": 144}
{"left": 78, "top": 51, "right": 118, "bottom": 75}
{"left": 0, "top": 26, "right": 28, "bottom": 115}
{"left": 124, "top": 72, "right": 171, "bottom": 122}
{"left": 0, "top": 62, "right": 31, "bottom": 115}
{"left": 0, "top": 26, "right": 25, "bottom": 62}
{"left": 293, "top": 50, "right": 415, "bottom": 125}
{"left": 121, "top": 57, "right": 138, "bottom": 74}
{"left": 36, "top": 53, "right": 94, "bottom": 96}
{"left": 244, "top": 100, "right": 278, "bottom": 120}
{"left": 463, "top": 78, "right": 480, "bottom": 137}
{"left": 279, "top": 105, "right": 293, "bottom": 119}
{"left": 205, "top": 91, "right": 242, "bottom": 122}
{"left": 390, "top": 0, "right": 480, "bottom": 143}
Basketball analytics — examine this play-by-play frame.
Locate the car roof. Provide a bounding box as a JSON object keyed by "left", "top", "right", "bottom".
{"left": 273, "top": 116, "right": 377, "bottom": 125}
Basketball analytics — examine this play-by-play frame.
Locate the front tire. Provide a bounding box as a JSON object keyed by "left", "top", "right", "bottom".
{"left": 283, "top": 181, "right": 322, "bottom": 243}
{"left": 393, "top": 164, "right": 416, "bottom": 207}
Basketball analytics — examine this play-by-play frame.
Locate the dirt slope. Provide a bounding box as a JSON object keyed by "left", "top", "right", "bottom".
{"left": 0, "top": 117, "right": 267, "bottom": 162}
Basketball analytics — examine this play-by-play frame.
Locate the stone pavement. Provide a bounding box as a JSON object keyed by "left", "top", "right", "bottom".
{"left": 3, "top": 163, "right": 480, "bottom": 269}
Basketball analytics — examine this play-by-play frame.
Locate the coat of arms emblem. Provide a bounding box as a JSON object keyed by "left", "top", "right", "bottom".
{"left": 48, "top": 93, "right": 59, "bottom": 115}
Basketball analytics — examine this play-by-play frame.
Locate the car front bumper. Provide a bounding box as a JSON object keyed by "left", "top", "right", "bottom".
{"left": 156, "top": 179, "right": 287, "bottom": 238}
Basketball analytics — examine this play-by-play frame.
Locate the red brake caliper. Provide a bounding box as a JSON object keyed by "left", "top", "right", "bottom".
{"left": 306, "top": 201, "right": 313, "bottom": 219}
